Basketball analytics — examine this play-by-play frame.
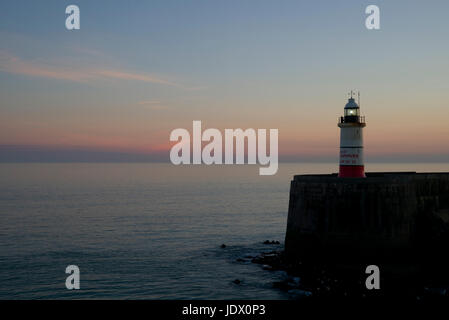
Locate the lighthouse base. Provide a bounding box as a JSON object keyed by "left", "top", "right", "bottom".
{"left": 338, "top": 165, "right": 365, "bottom": 178}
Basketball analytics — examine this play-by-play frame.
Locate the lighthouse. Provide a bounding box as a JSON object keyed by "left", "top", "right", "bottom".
{"left": 338, "top": 92, "right": 366, "bottom": 178}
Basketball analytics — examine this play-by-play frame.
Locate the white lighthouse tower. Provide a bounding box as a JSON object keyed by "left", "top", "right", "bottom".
{"left": 338, "top": 92, "right": 366, "bottom": 178}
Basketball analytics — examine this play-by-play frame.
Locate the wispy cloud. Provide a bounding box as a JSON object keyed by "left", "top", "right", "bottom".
{"left": 0, "top": 50, "right": 180, "bottom": 87}
{"left": 94, "top": 70, "right": 178, "bottom": 86}
{"left": 0, "top": 51, "right": 93, "bottom": 82}
{"left": 137, "top": 100, "right": 168, "bottom": 110}
{"left": 70, "top": 46, "right": 108, "bottom": 58}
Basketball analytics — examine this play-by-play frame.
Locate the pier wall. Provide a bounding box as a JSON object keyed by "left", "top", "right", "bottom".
{"left": 285, "top": 172, "right": 449, "bottom": 262}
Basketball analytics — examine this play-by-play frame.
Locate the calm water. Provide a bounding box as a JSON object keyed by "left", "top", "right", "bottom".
{"left": 1, "top": 162, "right": 448, "bottom": 299}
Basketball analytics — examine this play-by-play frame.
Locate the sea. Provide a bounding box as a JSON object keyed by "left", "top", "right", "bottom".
{"left": 1, "top": 162, "right": 448, "bottom": 299}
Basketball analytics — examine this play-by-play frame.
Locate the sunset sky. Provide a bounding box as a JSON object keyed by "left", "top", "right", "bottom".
{"left": 1, "top": 0, "right": 449, "bottom": 162}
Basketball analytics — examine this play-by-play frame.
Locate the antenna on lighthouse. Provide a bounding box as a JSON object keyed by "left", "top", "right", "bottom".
{"left": 358, "top": 91, "right": 360, "bottom": 107}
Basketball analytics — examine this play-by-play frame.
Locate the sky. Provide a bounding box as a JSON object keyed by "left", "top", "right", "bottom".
{"left": 1, "top": 0, "right": 449, "bottom": 162}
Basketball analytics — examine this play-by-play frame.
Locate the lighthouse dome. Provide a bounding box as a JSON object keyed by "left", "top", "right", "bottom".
{"left": 345, "top": 97, "right": 359, "bottom": 109}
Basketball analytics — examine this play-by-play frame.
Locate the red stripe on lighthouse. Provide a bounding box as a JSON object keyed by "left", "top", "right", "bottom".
{"left": 338, "top": 165, "right": 365, "bottom": 178}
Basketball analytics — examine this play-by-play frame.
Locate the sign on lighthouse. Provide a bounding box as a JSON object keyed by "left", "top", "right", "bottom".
{"left": 338, "top": 92, "right": 366, "bottom": 178}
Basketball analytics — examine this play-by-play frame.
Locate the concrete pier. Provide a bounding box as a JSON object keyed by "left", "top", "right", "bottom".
{"left": 285, "top": 172, "right": 449, "bottom": 264}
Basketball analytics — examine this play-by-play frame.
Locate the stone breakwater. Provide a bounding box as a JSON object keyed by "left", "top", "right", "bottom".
{"left": 285, "top": 172, "right": 449, "bottom": 264}
{"left": 241, "top": 173, "right": 449, "bottom": 298}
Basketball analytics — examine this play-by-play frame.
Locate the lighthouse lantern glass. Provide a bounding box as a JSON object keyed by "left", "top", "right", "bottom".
{"left": 345, "top": 108, "right": 359, "bottom": 117}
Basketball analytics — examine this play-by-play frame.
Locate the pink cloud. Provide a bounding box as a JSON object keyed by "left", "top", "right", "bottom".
{"left": 0, "top": 51, "right": 93, "bottom": 82}
{"left": 94, "top": 70, "right": 178, "bottom": 86}
{"left": 0, "top": 50, "right": 178, "bottom": 86}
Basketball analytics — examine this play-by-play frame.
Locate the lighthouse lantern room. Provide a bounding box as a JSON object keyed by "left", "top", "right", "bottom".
{"left": 338, "top": 92, "right": 366, "bottom": 178}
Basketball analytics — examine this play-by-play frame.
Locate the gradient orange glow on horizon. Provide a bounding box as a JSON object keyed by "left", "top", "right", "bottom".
{"left": 1, "top": 1, "right": 449, "bottom": 162}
